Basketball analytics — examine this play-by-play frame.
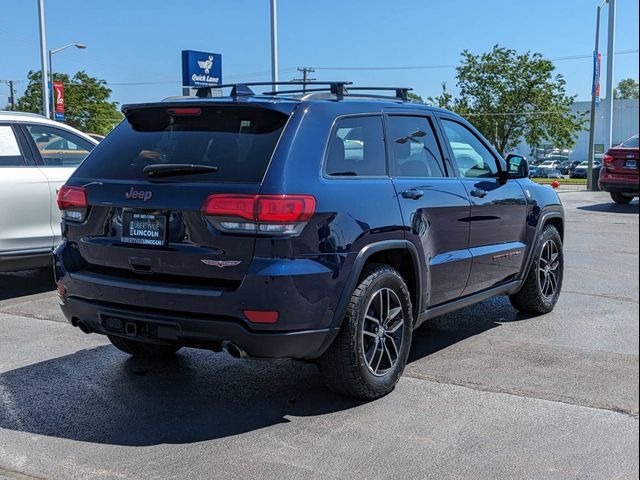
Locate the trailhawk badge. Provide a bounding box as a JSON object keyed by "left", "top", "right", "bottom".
{"left": 201, "top": 259, "right": 242, "bottom": 268}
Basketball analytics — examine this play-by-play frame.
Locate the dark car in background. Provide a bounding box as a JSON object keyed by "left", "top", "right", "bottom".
{"left": 531, "top": 166, "right": 563, "bottom": 179}
{"left": 54, "top": 82, "right": 565, "bottom": 399}
{"left": 599, "top": 134, "right": 639, "bottom": 204}
{"left": 558, "top": 160, "right": 580, "bottom": 176}
{"left": 571, "top": 160, "right": 602, "bottom": 179}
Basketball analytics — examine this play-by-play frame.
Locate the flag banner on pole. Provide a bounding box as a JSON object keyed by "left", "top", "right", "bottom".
{"left": 53, "top": 81, "right": 65, "bottom": 121}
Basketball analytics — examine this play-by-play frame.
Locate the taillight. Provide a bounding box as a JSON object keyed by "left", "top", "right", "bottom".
{"left": 57, "top": 185, "right": 88, "bottom": 222}
{"left": 201, "top": 194, "right": 316, "bottom": 235}
{"left": 603, "top": 154, "right": 615, "bottom": 171}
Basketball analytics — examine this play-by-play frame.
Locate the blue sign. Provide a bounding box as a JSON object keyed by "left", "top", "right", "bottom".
{"left": 182, "top": 50, "right": 222, "bottom": 88}
{"left": 54, "top": 111, "right": 65, "bottom": 121}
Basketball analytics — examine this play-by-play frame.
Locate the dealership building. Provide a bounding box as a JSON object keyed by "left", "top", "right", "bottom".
{"left": 516, "top": 98, "right": 639, "bottom": 161}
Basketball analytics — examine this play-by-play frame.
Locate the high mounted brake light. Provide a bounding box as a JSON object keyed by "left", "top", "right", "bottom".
{"left": 167, "top": 107, "right": 202, "bottom": 116}
{"left": 201, "top": 194, "right": 316, "bottom": 235}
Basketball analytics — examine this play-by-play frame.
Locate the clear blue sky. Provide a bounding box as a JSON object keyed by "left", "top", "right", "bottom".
{"left": 1, "top": 0, "right": 638, "bottom": 107}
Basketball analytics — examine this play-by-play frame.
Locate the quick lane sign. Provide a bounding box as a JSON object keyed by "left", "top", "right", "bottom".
{"left": 181, "top": 50, "right": 222, "bottom": 88}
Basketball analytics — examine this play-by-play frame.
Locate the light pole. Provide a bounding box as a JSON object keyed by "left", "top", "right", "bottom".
{"left": 48, "top": 43, "right": 87, "bottom": 119}
{"left": 587, "top": 0, "right": 608, "bottom": 191}
{"left": 38, "top": 0, "right": 49, "bottom": 118}
{"left": 270, "top": 0, "right": 279, "bottom": 90}
{"left": 604, "top": 0, "right": 616, "bottom": 150}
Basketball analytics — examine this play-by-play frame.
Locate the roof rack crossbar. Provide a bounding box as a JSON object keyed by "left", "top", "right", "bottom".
{"left": 195, "top": 81, "right": 353, "bottom": 99}
{"left": 347, "top": 87, "right": 413, "bottom": 101}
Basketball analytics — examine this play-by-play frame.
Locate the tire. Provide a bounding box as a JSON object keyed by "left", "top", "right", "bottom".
{"left": 317, "top": 264, "right": 413, "bottom": 399}
{"left": 108, "top": 335, "right": 181, "bottom": 359}
{"left": 610, "top": 192, "right": 633, "bottom": 204}
{"left": 509, "top": 225, "right": 563, "bottom": 315}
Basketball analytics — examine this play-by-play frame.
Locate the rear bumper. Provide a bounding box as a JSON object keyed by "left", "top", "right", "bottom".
{"left": 598, "top": 171, "right": 639, "bottom": 194}
{"left": 54, "top": 242, "right": 346, "bottom": 359}
{"left": 60, "top": 296, "right": 337, "bottom": 359}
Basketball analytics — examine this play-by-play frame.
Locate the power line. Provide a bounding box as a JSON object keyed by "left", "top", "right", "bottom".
{"left": 311, "top": 49, "right": 639, "bottom": 71}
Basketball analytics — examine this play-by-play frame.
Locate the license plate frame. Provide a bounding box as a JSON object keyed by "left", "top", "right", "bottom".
{"left": 624, "top": 159, "right": 638, "bottom": 169}
{"left": 121, "top": 210, "right": 168, "bottom": 247}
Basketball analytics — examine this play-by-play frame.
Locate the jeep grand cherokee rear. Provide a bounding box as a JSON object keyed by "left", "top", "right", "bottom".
{"left": 55, "top": 102, "right": 340, "bottom": 360}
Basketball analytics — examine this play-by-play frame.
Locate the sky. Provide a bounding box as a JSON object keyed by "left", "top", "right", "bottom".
{"left": 1, "top": 0, "right": 638, "bottom": 108}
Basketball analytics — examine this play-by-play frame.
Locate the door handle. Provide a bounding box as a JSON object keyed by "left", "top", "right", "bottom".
{"left": 470, "top": 188, "right": 488, "bottom": 198}
{"left": 401, "top": 189, "right": 424, "bottom": 200}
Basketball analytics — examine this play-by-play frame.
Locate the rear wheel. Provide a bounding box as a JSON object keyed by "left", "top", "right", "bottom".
{"left": 510, "top": 225, "right": 563, "bottom": 315}
{"left": 317, "top": 265, "right": 413, "bottom": 399}
{"left": 108, "top": 335, "right": 181, "bottom": 359}
{"left": 610, "top": 192, "right": 633, "bottom": 204}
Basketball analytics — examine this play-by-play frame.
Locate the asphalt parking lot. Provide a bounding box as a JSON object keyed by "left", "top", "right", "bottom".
{"left": 0, "top": 190, "right": 638, "bottom": 480}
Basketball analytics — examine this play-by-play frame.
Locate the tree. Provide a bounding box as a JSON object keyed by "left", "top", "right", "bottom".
{"left": 432, "top": 45, "right": 585, "bottom": 154}
{"left": 16, "top": 70, "right": 123, "bottom": 135}
{"left": 614, "top": 78, "right": 639, "bottom": 99}
{"left": 407, "top": 92, "right": 424, "bottom": 103}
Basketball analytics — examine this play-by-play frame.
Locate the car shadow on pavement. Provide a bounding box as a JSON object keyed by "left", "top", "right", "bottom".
{"left": 577, "top": 201, "right": 639, "bottom": 214}
{"left": 0, "top": 268, "right": 56, "bottom": 302}
{"left": 0, "top": 296, "right": 528, "bottom": 446}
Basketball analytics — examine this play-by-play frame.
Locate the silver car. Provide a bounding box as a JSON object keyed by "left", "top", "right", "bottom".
{"left": 0, "top": 112, "right": 98, "bottom": 272}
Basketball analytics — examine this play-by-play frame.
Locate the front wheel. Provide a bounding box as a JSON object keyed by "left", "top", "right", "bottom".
{"left": 610, "top": 192, "right": 633, "bottom": 204}
{"left": 509, "top": 225, "right": 563, "bottom": 314}
{"left": 317, "top": 265, "right": 413, "bottom": 399}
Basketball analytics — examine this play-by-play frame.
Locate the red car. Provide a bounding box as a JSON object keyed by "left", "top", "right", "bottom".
{"left": 599, "top": 134, "right": 639, "bottom": 204}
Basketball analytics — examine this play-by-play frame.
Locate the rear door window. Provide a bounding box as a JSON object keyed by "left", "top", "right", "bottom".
{"left": 325, "top": 116, "right": 386, "bottom": 177}
{"left": 73, "top": 106, "right": 289, "bottom": 183}
{"left": 386, "top": 115, "right": 446, "bottom": 177}
{"left": 25, "top": 124, "right": 95, "bottom": 167}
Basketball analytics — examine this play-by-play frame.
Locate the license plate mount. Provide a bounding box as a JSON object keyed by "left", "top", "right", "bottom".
{"left": 121, "top": 210, "right": 167, "bottom": 247}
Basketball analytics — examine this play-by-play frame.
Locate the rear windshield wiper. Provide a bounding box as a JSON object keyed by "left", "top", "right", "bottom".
{"left": 143, "top": 163, "right": 219, "bottom": 177}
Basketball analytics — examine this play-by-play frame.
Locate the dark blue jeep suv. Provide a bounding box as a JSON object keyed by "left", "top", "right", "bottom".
{"left": 54, "top": 82, "right": 564, "bottom": 399}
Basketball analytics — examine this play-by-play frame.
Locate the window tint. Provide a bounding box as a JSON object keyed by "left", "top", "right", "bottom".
{"left": 0, "top": 125, "right": 26, "bottom": 166}
{"left": 26, "top": 124, "right": 95, "bottom": 167}
{"left": 441, "top": 119, "right": 500, "bottom": 178}
{"left": 387, "top": 116, "right": 445, "bottom": 177}
{"left": 326, "top": 116, "right": 386, "bottom": 176}
{"left": 73, "top": 107, "right": 288, "bottom": 183}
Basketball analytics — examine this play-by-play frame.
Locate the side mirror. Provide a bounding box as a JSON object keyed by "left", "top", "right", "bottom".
{"left": 505, "top": 154, "right": 529, "bottom": 179}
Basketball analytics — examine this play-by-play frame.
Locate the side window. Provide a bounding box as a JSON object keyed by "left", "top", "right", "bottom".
{"left": 25, "top": 124, "right": 95, "bottom": 167}
{"left": 441, "top": 119, "right": 500, "bottom": 178}
{"left": 0, "top": 125, "right": 26, "bottom": 166}
{"left": 387, "top": 116, "right": 445, "bottom": 178}
{"left": 325, "top": 116, "right": 386, "bottom": 177}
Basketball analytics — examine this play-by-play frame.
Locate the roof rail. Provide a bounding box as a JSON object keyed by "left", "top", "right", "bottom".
{"left": 192, "top": 82, "right": 412, "bottom": 102}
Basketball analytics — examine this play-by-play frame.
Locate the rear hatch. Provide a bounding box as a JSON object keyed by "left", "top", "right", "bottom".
{"left": 603, "top": 135, "right": 639, "bottom": 176}
{"left": 62, "top": 102, "right": 293, "bottom": 288}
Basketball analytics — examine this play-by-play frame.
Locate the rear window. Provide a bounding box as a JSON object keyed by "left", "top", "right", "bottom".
{"left": 73, "top": 106, "right": 289, "bottom": 182}
{"left": 621, "top": 135, "right": 639, "bottom": 148}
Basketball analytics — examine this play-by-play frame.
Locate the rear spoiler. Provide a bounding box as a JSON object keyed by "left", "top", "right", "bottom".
{"left": 121, "top": 100, "right": 297, "bottom": 117}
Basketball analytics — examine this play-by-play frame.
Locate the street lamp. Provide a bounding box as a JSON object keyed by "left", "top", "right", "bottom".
{"left": 48, "top": 43, "right": 87, "bottom": 119}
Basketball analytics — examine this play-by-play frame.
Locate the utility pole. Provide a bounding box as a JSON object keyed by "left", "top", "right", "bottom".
{"left": 9, "top": 81, "right": 14, "bottom": 110}
{"left": 270, "top": 0, "right": 279, "bottom": 91}
{"left": 293, "top": 67, "right": 316, "bottom": 93}
{"left": 604, "top": 0, "right": 616, "bottom": 150}
{"left": 38, "top": 0, "right": 50, "bottom": 118}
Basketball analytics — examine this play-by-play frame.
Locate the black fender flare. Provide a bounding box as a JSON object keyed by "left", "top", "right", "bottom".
{"left": 312, "top": 240, "right": 423, "bottom": 358}
{"left": 330, "top": 240, "right": 422, "bottom": 329}
{"left": 517, "top": 208, "right": 564, "bottom": 287}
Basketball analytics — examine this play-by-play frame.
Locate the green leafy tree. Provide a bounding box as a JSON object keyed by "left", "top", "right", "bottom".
{"left": 427, "top": 82, "right": 454, "bottom": 110}
{"left": 407, "top": 92, "right": 424, "bottom": 103}
{"left": 432, "top": 45, "right": 585, "bottom": 154}
{"left": 614, "top": 78, "right": 639, "bottom": 99}
{"left": 16, "top": 70, "right": 123, "bottom": 135}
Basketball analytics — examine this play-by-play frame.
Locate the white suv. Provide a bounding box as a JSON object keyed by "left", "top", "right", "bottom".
{"left": 0, "top": 112, "right": 98, "bottom": 272}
